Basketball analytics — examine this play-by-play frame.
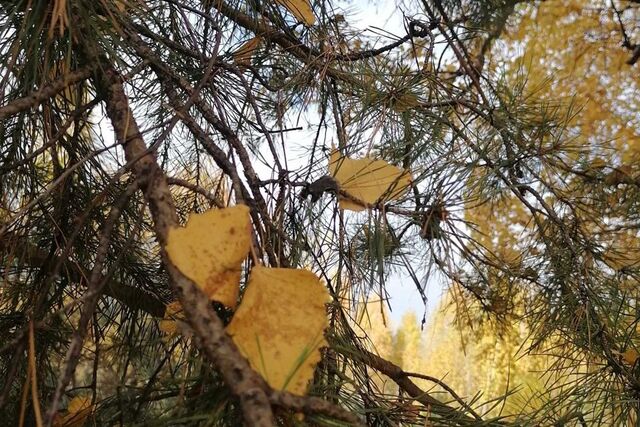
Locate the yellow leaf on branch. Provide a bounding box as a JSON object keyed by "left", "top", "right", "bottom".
{"left": 166, "top": 205, "right": 251, "bottom": 308}
{"left": 226, "top": 266, "right": 329, "bottom": 395}
{"left": 159, "top": 301, "right": 184, "bottom": 337}
{"left": 52, "top": 396, "right": 93, "bottom": 427}
{"left": 328, "top": 149, "right": 412, "bottom": 211}
{"left": 620, "top": 348, "right": 640, "bottom": 366}
{"left": 274, "top": 0, "right": 316, "bottom": 26}
{"left": 232, "top": 37, "right": 262, "bottom": 68}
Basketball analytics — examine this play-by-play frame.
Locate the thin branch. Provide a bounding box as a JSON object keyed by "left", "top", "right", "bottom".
{"left": 87, "top": 55, "right": 275, "bottom": 425}
{"left": 352, "top": 347, "right": 488, "bottom": 424}
{"left": 0, "top": 231, "right": 167, "bottom": 318}
{"left": 268, "top": 390, "right": 365, "bottom": 426}
{"left": 0, "top": 67, "right": 92, "bottom": 120}
{"left": 403, "top": 370, "right": 483, "bottom": 421}
{"left": 46, "top": 181, "right": 139, "bottom": 423}
{"left": 0, "top": 98, "right": 100, "bottom": 176}
{"left": 122, "top": 28, "right": 280, "bottom": 264}
{"left": 166, "top": 177, "right": 225, "bottom": 208}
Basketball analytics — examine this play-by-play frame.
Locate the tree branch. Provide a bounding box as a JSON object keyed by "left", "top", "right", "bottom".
{"left": 351, "top": 347, "right": 491, "bottom": 424}
{"left": 0, "top": 231, "right": 167, "bottom": 318}
{"left": 80, "top": 47, "right": 275, "bottom": 425}
{"left": 0, "top": 67, "right": 92, "bottom": 120}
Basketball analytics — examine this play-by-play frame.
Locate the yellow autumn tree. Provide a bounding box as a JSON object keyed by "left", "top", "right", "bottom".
{"left": 391, "top": 312, "right": 423, "bottom": 374}
{"left": 356, "top": 301, "right": 398, "bottom": 395}
{"left": 421, "top": 298, "right": 550, "bottom": 418}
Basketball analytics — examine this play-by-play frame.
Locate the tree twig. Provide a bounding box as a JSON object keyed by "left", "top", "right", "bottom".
{"left": 0, "top": 67, "right": 92, "bottom": 120}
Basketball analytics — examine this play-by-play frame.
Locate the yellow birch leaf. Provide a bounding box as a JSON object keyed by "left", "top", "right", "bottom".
{"left": 622, "top": 348, "right": 640, "bottom": 365}
{"left": 67, "top": 396, "right": 90, "bottom": 414}
{"left": 391, "top": 92, "right": 419, "bottom": 113}
{"left": 275, "top": 0, "right": 316, "bottom": 26}
{"left": 226, "top": 266, "right": 329, "bottom": 395}
{"left": 166, "top": 205, "right": 251, "bottom": 308}
{"left": 159, "top": 301, "right": 184, "bottom": 337}
{"left": 53, "top": 396, "right": 92, "bottom": 427}
{"left": 232, "top": 37, "right": 262, "bottom": 68}
{"left": 328, "top": 149, "right": 412, "bottom": 211}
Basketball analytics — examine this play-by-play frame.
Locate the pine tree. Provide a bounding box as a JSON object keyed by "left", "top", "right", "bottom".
{"left": 2, "top": 0, "right": 640, "bottom": 425}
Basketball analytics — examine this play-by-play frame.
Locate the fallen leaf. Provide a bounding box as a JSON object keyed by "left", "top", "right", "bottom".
{"left": 53, "top": 396, "right": 93, "bottom": 427}
{"left": 226, "top": 266, "right": 329, "bottom": 395}
{"left": 275, "top": 0, "right": 316, "bottom": 26}
{"left": 159, "top": 301, "right": 184, "bottom": 337}
{"left": 622, "top": 348, "right": 640, "bottom": 365}
{"left": 166, "top": 205, "right": 251, "bottom": 308}
{"left": 232, "top": 37, "right": 262, "bottom": 68}
{"left": 328, "top": 149, "right": 412, "bottom": 211}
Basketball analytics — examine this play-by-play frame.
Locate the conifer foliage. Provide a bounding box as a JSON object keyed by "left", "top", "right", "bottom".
{"left": 1, "top": 0, "right": 640, "bottom": 425}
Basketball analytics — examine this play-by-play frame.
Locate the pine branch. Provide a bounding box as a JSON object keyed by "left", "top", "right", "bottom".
{"left": 74, "top": 41, "right": 363, "bottom": 426}
{"left": 353, "top": 348, "right": 492, "bottom": 424}
{"left": 0, "top": 231, "right": 167, "bottom": 318}
{"left": 0, "top": 68, "right": 92, "bottom": 120}
{"left": 82, "top": 49, "right": 275, "bottom": 426}
{"left": 48, "top": 181, "right": 139, "bottom": 423}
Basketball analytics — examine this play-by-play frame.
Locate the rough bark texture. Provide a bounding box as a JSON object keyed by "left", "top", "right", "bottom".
{"left": 90, "top": 56, "right": 274, "bottom": 426}
{"left": 0, "top": 67, "right": 92, "bottom": 119}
